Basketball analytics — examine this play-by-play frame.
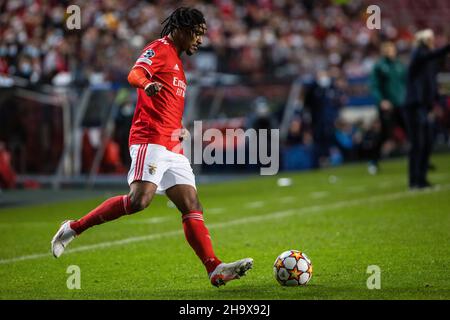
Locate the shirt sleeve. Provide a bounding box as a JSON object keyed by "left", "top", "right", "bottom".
{"left": 369, "top": 63, "right": 383, "bottom": 106}
{"left": 127, "top": 66, "right": 151, "bottom": 90}
{"left": 132, "top": 44, "right": 166, "bottom": 78}
{"left": 409, "top": 44, "right": 450, "bottom": 72}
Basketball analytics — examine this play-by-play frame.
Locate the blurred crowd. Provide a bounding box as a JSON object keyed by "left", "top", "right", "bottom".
{"left": 2, "top": 0, "right": 448, "bottom": 86}
{"left": 1, "top": 0, "right": 450, "bottom": 182}
{"left": 282, "top": 33, "right": 450, "bottom": 173}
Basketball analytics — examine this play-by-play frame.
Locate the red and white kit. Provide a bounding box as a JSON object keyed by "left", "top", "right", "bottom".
{"left": 128, "top": 36, "right": 195, "bottom": 193}
{"left": 52, "top": 30, "right": 253, "bottom": 286}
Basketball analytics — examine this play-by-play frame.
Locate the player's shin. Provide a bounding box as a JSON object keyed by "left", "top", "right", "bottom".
{"left": 182, "top": 211, "right": 222, "bottom": 274}
{"left": 70, "top": 195, "right": 133, "bottom": 235}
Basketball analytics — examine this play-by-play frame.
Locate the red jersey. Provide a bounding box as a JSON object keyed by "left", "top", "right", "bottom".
{"left": 129, "top": 36, "right": 187, "bottom": 153}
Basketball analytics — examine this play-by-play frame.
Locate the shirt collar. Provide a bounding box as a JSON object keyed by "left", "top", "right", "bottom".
{"left": 164, "top": 35, "right": 177, "bottom": 50}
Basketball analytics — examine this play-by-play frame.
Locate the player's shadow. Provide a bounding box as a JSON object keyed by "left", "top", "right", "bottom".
{"left": 83, "top": 283, "right": 450, "bottom": 299}
{"left": 155, "top": 283, "right": 448, "bottom": 300}
{"left": 153, "top": 283, "right": 332, "bottom": 300}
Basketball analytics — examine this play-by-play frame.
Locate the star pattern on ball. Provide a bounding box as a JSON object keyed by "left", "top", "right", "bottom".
{"left": 290, "top": 251, "right": 303, "bottom": 260}
{"left": 275, "top": 258, "right": 284, "bottom": 270}
{"left": 289, "top": 266, "right": 302, "bottom": 281}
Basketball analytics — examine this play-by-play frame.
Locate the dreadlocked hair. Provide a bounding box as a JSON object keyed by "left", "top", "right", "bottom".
{"left": 161, "top": 7, "right": 205, "bottom": 38}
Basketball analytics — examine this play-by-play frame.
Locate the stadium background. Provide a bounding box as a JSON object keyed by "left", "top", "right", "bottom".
{"left": 1, "top": 0, "right": 449, "bottom": 189}
{"left": 0, "top": 0, "right": 450, "bottom": 301}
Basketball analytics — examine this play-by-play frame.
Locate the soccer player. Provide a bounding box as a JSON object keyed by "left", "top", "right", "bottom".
{"left": 51, "top": 7, "right": 253, "bottom": 287}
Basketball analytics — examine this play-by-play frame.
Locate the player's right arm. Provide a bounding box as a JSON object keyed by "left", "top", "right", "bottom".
{"left": 128, "top": 43, "right": 167, "bottom": 96}
{"left": 127, "top": 68, "right": 163, "bottom": 96}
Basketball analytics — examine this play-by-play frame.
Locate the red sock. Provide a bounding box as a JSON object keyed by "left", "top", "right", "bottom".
{"left": 182, "top": 211, "right": 222, "bottom": 274}
{"left": 70, "top": 195, "right": 132, "bottom": 235}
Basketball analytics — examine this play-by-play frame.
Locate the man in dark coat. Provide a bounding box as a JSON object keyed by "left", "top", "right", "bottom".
{"left": 404, "top": 29, "right": 450, "bottom": 189}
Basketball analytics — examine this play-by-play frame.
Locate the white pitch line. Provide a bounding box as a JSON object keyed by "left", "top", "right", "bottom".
{"left": 432, "top": 173, "right": 450, "bottom": 181}
{"left": 378, "top": 181, "right": 393, "bottom": 188}
{"left": 245, "top": 201, "right": 265, "bottom": 209}
{"left": 346, "top": 185, "right": 367, "bottom": 193}
{"left": 310, "top": 191, "right": 329, "bottom": 199}
{"left": 0, "top": 184, "right": 448, "bottom": 265}
{"left": 125, "top": 217, "right": 172, "bottom": 224}
{"left": 208, "top": 208, "right": 226, "bottom": 215}
{"left": 279, "top": 196, "right": 296, "bottom": 203}
{"left": 0, "top": 222, "right": 54, "bottom": 228}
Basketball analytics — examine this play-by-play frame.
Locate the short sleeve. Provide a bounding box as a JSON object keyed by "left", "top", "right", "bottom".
{"left": 132, "top": 44, "right": 167, "bottom": 78}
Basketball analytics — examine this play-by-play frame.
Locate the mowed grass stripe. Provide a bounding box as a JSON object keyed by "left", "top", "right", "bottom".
{"left": 1, "top": 184, "right": 448, "bottom": 265}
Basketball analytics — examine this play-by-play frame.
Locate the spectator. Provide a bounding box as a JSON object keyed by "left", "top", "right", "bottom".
{"left": 334, "top": 118, "right": 363, "bottom": 162}
{"left": 0, "top": 0, "right": 422, "bottom": 86}
{"left": 245, "top": 96, "right": 277, "bottom": 131}
{"left": 303, "top": 68, "right": 346, "bottom": 165}
{"left": 0, "top": 141, "right": 16, "bottom": 189}
{"left": 285, "top": 115, "right": 313, "bottom": 147}
{"left": 1, "top": 0, "right": 449, "bottom": 177}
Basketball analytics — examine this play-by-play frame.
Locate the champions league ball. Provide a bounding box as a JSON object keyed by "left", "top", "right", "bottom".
{"left": 273, "top": 250, "right": 313, "bottom": 286}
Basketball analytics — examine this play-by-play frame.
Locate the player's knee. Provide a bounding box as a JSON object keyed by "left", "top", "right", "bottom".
{"left": 186, "top": 198, "right": 203, "bottom": 213}
{"left": 129, "top": 194, "right": 152, "bottom": 213}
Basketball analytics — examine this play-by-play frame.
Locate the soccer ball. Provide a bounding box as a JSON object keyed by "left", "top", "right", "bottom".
{"left": 273, "top": 250, "right": 312, "bottom": 286}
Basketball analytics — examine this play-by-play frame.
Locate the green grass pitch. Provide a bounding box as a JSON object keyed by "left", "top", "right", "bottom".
{"left": 0, "top": 154, "right": 449, "bottom": 300}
